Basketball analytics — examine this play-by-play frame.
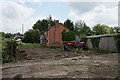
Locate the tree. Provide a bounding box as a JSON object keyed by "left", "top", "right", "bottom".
{"left": 47, "top": 15, "right": 55, "bottom": 26}
{"left": 74, "top": 26, "right": 80, "bottom": 35}
{"left": 93, "top": 24, "right": 110, "bottom": 35}
{"left": 74, "top": 20, "right": 92, "bottom": 37}
{"left": 74, "top": 20, "right": 85, "bottom": 29}
{"left": 22, "top": 29, "right": 40, "bottom": 43}
{"left": 79, "top": 23, "right": 92, "bottom": 36}
{"left": 109, "top": 27, "right": 115, "bottom": 33}
{"left": 32, "top": 15, "right": 55, "bottom": 34}
{"left": 74, "top": 20, "right": 83, "bottom": 35}
{"left": 64, "top": 19, "right": 74, "bottom": 31}
{"left": 4, "top": 33, "right": 13, "bottom": 38}
{"left": 0, "top": 32, "right": 5, "bottom": 37}
{"left": 114, "top": 26, "right": 120, "bottom": 33}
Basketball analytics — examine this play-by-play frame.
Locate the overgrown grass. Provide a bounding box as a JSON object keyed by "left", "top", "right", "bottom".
{"left": 54, "top": 46, "right": 64, "bottom": 50}
{"left": 19, "top": 42, "right": 116, "bottom": 53}
{"left": 19, "top": 42, "right": 41, "bottom": 47}
{"left": 19, "top": 42, "right": 64, "bottom": 50}
{"left": 19, "top": 42, "right": 49, "bottom": 48}
{"left": 87, "top": 48, "right": 118, "bottom": 54}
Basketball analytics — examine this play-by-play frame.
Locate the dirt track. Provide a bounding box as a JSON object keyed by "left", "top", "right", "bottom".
{"left": 2, "top": 46, "right": 118, "bottom": 78}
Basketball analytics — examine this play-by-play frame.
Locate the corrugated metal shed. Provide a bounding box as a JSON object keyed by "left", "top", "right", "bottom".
{"left": 86, "top": 33, "right": 120, "bottom": 38}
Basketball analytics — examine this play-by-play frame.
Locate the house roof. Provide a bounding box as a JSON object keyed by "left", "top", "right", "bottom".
{"left": 45, "top": 22, "right": 69, "bottom": 32}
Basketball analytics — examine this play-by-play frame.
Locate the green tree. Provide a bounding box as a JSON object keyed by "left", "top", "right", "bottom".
{"left": 47, "top": 15, "right": 55, "bottom": 26}
{"left": 79, "top": 23, "right": 92, "bottom": 36}
{"left": 109, "top": 27, "right": 115, "bottom": 33}
{"left": 22, "top": 29, "right": 40, "bottom": 43}
{"left": 74, "top": 20, "right": 92, "bottom": 37}
{"left": 0, "top": 32, "right": 5, "bottom": 37}
{"left": 4, "top": 33, "right": 13, "bottom": 38}
{"left": 33, "top": 15, "right": 55, "bottom": 34}
{"left": 93, "top": 24, "right": 110, "bottom": 35}
{"left": 74, "top": 20, "right": 84, "bottom": 28}
{"left": 74, "top": 26, "right": 80, "bottom": 35}
{"left": 114, "top": 26, "right": 120, "bottom": 33}
{"left": 64, "top": 19, "right": 74, "bottom": 31}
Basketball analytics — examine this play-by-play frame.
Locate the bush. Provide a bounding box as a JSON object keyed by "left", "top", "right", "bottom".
{"left": 22, "top": 29, "right": 40, "bottom": 43}
{"left": 91, "top": 37, "right": 100, "bottom": 50}
{"left": 62, "top": 30, "right": 76, "bottom": 41}
{"left": 2, "top": 40, "right": 18, "bottom": 63}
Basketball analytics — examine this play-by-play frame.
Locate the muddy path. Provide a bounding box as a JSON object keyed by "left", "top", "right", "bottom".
{"left": 2, "top": 46, "right": 118, "bottom": 78}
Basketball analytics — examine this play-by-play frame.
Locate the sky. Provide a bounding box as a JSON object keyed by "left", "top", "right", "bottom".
{"left": 0, "top": 0, "right": 119, "bottom": 34}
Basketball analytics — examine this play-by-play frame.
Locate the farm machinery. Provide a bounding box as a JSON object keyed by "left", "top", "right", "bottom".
{"left": 63, "top": 40, "right": 85, "bottom": 51}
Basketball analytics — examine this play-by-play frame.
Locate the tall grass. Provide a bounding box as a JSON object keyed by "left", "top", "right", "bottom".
{"left": 19, "top": 42, "right": 64, "bottom": 50}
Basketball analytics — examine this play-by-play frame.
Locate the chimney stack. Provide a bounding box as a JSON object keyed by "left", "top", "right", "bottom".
{"left": 55, "top": 20, "right": 59, "bottom": 25}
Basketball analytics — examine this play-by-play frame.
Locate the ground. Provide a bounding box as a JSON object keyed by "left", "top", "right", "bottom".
{"left": 2, "top": 46, "right": 118, "bottom": 78}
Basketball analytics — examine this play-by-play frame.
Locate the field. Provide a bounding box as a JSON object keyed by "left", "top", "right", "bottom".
{"left": 2, "top": 43, "right": 119, "bottom": 78}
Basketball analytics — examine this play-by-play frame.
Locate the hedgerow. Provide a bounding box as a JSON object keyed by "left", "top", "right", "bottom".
{"left": 2, "top": 40, "right": 18, "bottom": 63}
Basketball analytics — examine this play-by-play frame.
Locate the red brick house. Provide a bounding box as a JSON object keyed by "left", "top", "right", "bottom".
{"left": 44, "top": 20, "right": 69, "bottom": 46}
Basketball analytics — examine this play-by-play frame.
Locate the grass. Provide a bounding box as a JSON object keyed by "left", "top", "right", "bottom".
{"left": 54, "top": 46, "right": 64, "bottom": 50}
{"left": 19, "top": 42, "right": 51, "bottom": 48}
{"left": 87, "top": 48, "right": 118, "bottom": 54}
{"left": 19, "top": 42, "right": 41, "bottom": 47}
{"left": 19, "top": 42, "right": 115, "bottom": 53}
{"left": 19, "top": 42, "right": 64, "bottom": 50}
{"left": 18, "top": 42, "right": 118, "bottom": 54}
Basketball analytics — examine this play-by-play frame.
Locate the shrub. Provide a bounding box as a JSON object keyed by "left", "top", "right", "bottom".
{"left": 2, "top": 40, "right": 18, "bottom": 63}
{"left": 22, "top": 29, "right": 40, "bottom": 43}
{"left": 62, "top": 30, "right": 76, "bottom": 41}
{"left": 91, "top": 37, "right": 100, "bottom": 50}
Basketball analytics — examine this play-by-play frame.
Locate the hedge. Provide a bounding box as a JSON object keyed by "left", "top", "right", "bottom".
{"left": 2, "top": 40, "right": 18, "bottom": 63}
{"left": 62, "top": 30, "right": 76, "bottom": 41}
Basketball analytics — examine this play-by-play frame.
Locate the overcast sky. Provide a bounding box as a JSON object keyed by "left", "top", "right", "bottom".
{"left": 0, "top": 0, "right": 119, "bottom": 34}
